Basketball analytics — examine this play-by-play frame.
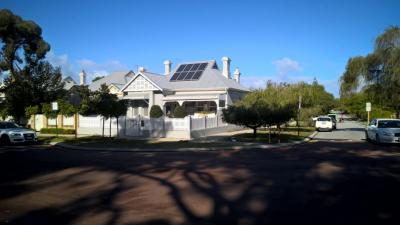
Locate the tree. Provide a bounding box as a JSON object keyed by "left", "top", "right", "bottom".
{"left": 0, "top": 10, "right": 69, "bottom": 123}
{"left": 340, "top": 26, "right": 400, "bottom": 118}
{"left": 41, "top": 103, "right": 57, "bottom": 119}
{"left": 173, "top": 105, "right": 187, "bottom": 118}
{"left": 0, "top": 9, "right": 50, "bottom": 77}
{"left": 150, "top": 105, "right": 163, "bottom": 118}
{"left": 223, "top": 103, "right": 264, "bottom": 137}
{"left": 111, "top": 100, "right": 127, "bottom": 137}
{"left": 25, "top": 105, "right": 39, "bottom": 130}
{"left": 92, "top": 84, "right": 118, "bottom": 137}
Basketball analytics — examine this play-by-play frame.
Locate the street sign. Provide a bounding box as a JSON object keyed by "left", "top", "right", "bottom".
{"left": 366, "top": 102, "right": 371, "bottom": 112}
{"left": 52, "top": 102, "right": 58, "bottom": 111}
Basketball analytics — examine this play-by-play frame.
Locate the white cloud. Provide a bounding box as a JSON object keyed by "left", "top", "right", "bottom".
{"left": 46, "top": 51, "right": 75, "bottom": 77}
{"left": 272, "top": 57, "right": 302, "bottom": 80}
{"left": 77, "top": 58, "right": 128, "bottom": 82}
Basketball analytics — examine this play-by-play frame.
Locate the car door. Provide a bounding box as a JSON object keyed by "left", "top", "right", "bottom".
{"left": 367, "top": 119, "right": 377, "bottom": 140}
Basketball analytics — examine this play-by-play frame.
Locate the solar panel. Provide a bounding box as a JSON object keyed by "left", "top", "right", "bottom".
{"left": 170, "top": 62, "right": 208, "bottom": 81}
{"left": 176, "top": 65, "right": 185, "bottom": 72}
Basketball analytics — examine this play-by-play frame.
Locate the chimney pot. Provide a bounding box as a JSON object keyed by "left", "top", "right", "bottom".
{"left": 79, "top": 70, "right": 86, "bottom": 85}
{"left": 221, "top": 56, "right": 231, "bottom": 79}
{"left": 233, "top": 68, "right": 241, "bottom": 83}
{"left": 138, "top": 67, "right": 146, "bottom": 73}
{"left": 163, "top": 60, "right": 172, "bottom": 76}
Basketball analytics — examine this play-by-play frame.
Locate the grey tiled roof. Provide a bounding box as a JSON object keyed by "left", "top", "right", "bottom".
{"left": 136, "top": 61, "right": 249, "bottom": 92}
{"left": 63, "top": 76, "right": 77, "bottom": 90}
{"left": 89, "top": 71, "right": 134, "bottom": 91}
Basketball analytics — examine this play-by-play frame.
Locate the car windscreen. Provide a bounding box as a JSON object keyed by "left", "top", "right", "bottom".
{"left": 378, "top": 120, "right": 400, "bottom": 128}
{"left": 0, "top": 122, "right": 19, "bottom": 129}
{"left": 317, "top": 118, "right": 331, "bottom": 121}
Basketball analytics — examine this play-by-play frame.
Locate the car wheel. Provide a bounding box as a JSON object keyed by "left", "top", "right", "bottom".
{"left": 365, "top": 131, "right": 370, "bottom": 142}
{"left": 375, "top": 134, "right": 381, "bottom": 144}
{"left": 0, "top": 135, "right": 10, "bottom": 146}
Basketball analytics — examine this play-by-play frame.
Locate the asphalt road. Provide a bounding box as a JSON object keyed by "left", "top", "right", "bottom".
{"left": 0, "top": 128, "right": 399, "bottom": 225}
{"left": 314, "top": 120, "right": 366, "bottom": 141}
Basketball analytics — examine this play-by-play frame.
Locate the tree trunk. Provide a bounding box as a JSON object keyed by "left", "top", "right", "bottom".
{"left": 268, "top": 126, "right": 271, "bottom": 144}
{"left": 277, "top": 124, "right": 281, "bottom": 143}
{"left": 253, "top": 127, "right": 257, "bottom": 138}
{"left": 109, "top": 117, "right": 112, "bottom": 138}
{"left": 33, "top": 114, "right": 36, "bottom": 131}
{"left": 102, "top": 117, "right": 105, "bottom": 137}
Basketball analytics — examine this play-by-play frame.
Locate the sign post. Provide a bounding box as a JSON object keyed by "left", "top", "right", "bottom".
{"left": 52, "top": 102, "right": 59, "bottom": 137}
{"left": 366, "top": 102, "right": 371, "bottom": 124}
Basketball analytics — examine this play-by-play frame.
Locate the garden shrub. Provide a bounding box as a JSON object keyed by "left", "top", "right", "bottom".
{"left": 40, "top": 128, "right": 76, "bottom": 134}
{"left": 150, "top": 105, "right": 163, "bottom": 118}
{"left": 173, "top": 106, "right": 187, "bottom": 118}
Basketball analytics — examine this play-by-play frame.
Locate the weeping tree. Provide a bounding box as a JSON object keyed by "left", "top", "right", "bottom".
{"left": 340, "top": 26, "right": 400, "bottom": 118}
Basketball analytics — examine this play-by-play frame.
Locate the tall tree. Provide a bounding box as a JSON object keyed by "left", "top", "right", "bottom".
{"left": 0, "top": 9, "right": 50, "bottom": 78}
{"left": 340, "top": 26, "right": 400, "bottom": 117}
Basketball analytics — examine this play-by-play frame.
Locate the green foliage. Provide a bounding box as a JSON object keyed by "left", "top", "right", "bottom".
{"left": 0, "top": 9, "right": 50, "bottom": 76}
{"left": 173, "top": 105, "right": 187, "bottom": 118}
{"left": 40, "top": 128, "right": 75, "bottom": 135}
{"left": 150, "top": 105, "right": 163, "bottom": 118}
{"left": 41, "top": 103, "right": 57, "bottom": 119}
{"left": 340, "top": 26, "right": 400, "bottom": 117}
{"left": 25, "top": 105, "right": 39, "bottom": 118}
{"left": 0, "top": 10, "right": 66, "bottom": 123}
{"left": 111, "top": 100, "right": 128, "bottom": 118}
{"left": 58, "top": 100, "right": 76, "bottom": 117}
{"left": 92, "top": 84, "right": 119, "bottom": 119}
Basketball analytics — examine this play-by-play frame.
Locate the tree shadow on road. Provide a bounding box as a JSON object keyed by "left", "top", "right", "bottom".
{"left": 0, "top": 141, "right": 400, "bottom": 225}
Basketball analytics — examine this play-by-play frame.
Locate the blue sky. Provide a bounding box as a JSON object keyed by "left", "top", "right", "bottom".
{"left": 2, "top": 0, "right": 400, "bottom": 96}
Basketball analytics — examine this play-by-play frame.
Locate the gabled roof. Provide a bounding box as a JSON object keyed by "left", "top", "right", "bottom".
{"left": 122, "top": 60, "right": 249, "bottom": 93}
{"left": 89, "top": 71, "right": 135, "bottom": 91}
{"left": 120, "top": 72, "right": 166, "bottom": 92}
{"left": 63, "top": 76, "right": 77, "bottom": 90}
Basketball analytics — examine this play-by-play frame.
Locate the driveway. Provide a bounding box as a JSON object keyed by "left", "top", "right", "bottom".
{"left": 314, "top": 120, "right": 366, "bottom": 141}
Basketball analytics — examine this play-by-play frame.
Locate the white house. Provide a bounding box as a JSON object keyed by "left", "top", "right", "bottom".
{"left": 119, "top": 57, "right": 249, "bottom": 118}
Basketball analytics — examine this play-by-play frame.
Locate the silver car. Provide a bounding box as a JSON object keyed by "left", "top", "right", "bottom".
{"left": 366, "top": 119, "right": 400, "bottom": 144}
{"left": 0, "top": 122, "right": 38, "bottom": 144}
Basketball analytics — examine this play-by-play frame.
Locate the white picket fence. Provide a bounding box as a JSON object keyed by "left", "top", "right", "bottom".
{"left": 77, "top": 114, "right": 231, "bottom": 139}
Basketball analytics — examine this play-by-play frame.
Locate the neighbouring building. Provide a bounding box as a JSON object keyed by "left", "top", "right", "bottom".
{"left": 89, "top": 70, "right": 135, "bottom": 97}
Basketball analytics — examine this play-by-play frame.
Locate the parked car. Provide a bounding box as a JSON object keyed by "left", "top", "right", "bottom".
{"left": 327, "top": 114, "right": 337, "bottom": 129}
{"left": 0, "top": 122, "right": 38, "bottom": 145}
{"left": 366, "top": 119, "right": 400, "bottom": 144}
{"left": 315, "top": 116, "right": 333, "bottom": 132}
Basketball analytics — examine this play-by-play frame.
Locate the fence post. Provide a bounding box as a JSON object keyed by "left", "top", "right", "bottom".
{"left": 204, "top": 116, "right": 207, "bottom": 129}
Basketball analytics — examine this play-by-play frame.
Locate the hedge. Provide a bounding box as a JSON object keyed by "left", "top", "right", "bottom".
{"left": 174, "top": 106, "right": 187, "bottom": 118}
{"left": 150, "top": 105, "right": 164, "bottom": 118}
{"left": 40, "top": 128, "right": 76, "bottom": 134}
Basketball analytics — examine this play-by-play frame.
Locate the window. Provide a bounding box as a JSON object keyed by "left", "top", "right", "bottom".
{"left": 219, "top": 100, "right": 226, "bottom": 108}
{"left": 378, "top": 120, "right": 400, "bottom": 128}
{"left": 317, "top": 117, "right": 331, "bottom": 121}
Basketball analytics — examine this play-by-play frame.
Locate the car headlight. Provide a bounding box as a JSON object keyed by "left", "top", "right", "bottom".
{"left": 11, "top": 133, "right": 22, "bottom": 136}
{"left": 382, "top": 131, "right": 393, "bottom": 136}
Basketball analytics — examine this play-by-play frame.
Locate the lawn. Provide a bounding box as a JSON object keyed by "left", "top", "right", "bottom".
{"left": 227, "top": 127, "right": 315, "bottom": 144}
{"left": 37, "top": 127, "right": 314, "bottom": 150}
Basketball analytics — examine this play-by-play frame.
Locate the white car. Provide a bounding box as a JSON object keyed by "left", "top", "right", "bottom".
{"left": 0, "top": 122, "right": 38, "bottom": 145}
{"left": 315, "top": 116, "right": 333, "bottom": 132}
{"left": 366, "top": 119, "right": 400, "bottom": 144}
